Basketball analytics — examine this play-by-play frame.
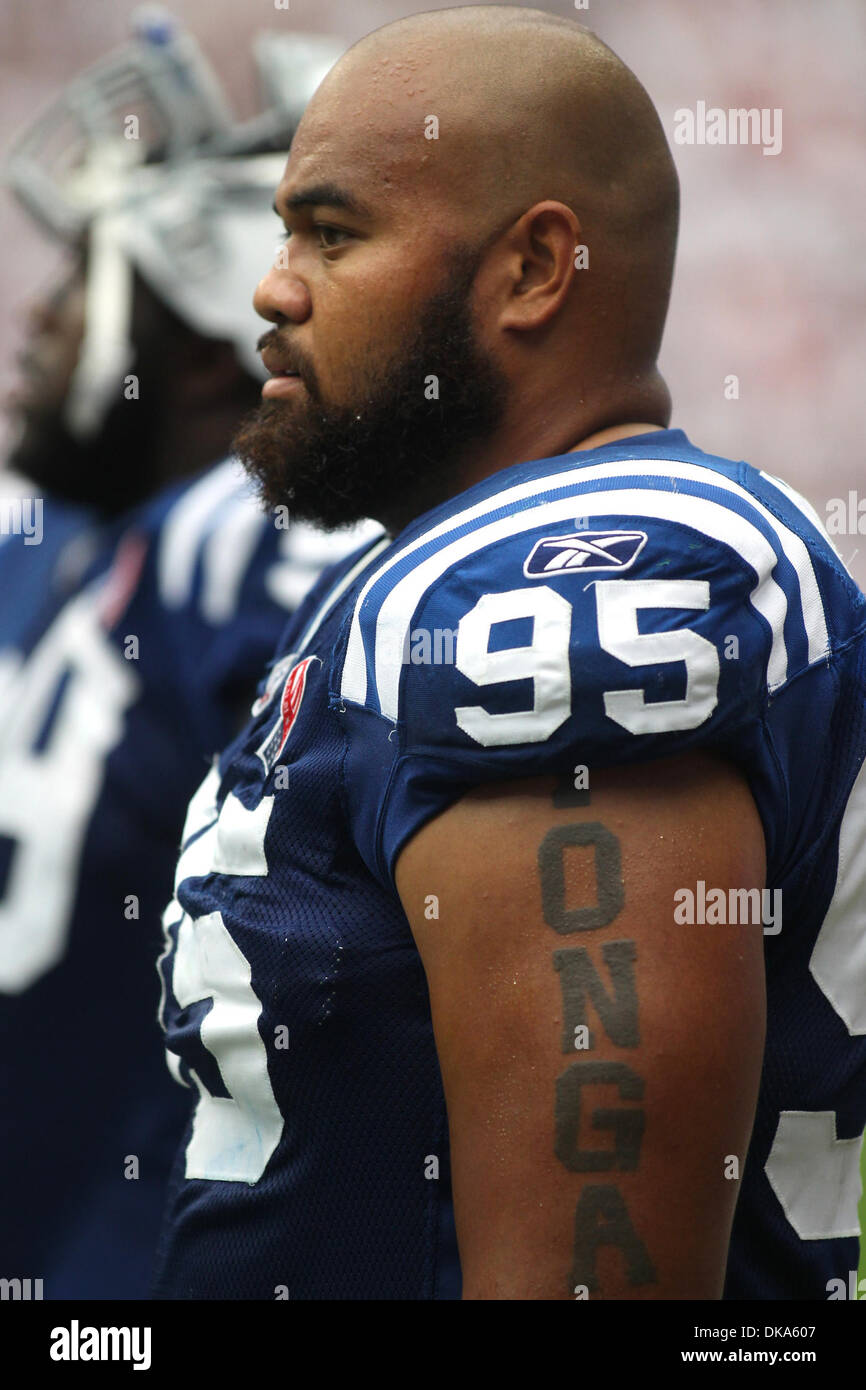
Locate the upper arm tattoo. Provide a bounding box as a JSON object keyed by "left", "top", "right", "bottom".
{"left": 541, "top": 774, "right": 657, "bottom": 1296}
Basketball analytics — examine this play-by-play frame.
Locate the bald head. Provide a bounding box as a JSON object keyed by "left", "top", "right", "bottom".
{"left": 252, "top": 9, "right": 681, "bottom": 528}
{"left": 302, "top": 5, "right": 679, "bottom": 368}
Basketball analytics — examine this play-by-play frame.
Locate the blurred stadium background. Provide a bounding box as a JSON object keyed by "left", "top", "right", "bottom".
{"left": 1, "top": 0, "right": 864, "bottom": 586}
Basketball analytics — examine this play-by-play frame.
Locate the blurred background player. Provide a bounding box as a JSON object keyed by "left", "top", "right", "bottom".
{"left": 0, "top": 11, "right": 374, "bottom": 1298}
{"left": 4, "top": 7, "right": 344, "bottom": 513}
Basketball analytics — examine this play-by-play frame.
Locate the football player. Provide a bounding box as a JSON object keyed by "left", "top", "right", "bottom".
{"left": 0, "top": 16, "right": 372, "bottom": 1299}
{"left": 154, "top": 8, "right": 866, "bottom": 1299}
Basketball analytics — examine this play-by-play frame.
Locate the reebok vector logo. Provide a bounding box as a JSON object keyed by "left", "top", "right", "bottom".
{"left": 524, "top": 529, "right": 647, "bottom": 576}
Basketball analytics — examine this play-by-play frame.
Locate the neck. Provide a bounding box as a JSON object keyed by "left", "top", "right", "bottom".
{"left": 454, "top": 416, "right": 669, "bottom": 501}
{"left": 569, "top": 421, "right": 666, "bottom": 452}
{"left": 453, "top": 367, "right": 673, "bottom": 497}
{"left": 382, "top": 419, "right": 670, "bottom": 537}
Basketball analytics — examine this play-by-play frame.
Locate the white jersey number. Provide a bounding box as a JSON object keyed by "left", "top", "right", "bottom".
{"left": 0, "top": 596, "right": 137, "bottom": 993}
{"left": 159, "top": 769, "right": 283, "bottom": 1184}
{"left": 765, "top": 755, "right": 866, "bottom": 1243}
{"left": 454, "top": 579, "right": 719, "bottom": 746}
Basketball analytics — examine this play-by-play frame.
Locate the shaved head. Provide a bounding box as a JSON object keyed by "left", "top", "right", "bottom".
{"left": 239, "top": 7, "right": 681, "bottom": 532}
{"left": 309, "top": 5, "right": 679, "bottom": 367}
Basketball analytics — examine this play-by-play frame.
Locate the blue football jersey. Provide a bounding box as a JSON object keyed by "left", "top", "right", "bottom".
{"left": 154, "top": 429, "right": 866, "bottom": 1300}
{"left": 0, "top": 474, "right": 103, "bottom": 682}
{"left": 0, "top": 458, "right": 371, "bottom": 1298}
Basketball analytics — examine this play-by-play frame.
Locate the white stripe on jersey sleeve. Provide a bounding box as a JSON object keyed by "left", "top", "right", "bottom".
{"left": 621, "top": 461, "right": 828, "bottom": 665}
{"left": 294, "top": 534, "right": 392, "bottom": 655}
{"left": 760, "top": 469, "right": 849, "bottom": 568}
{"left": 362, "top": 487, "right": 796, "bottom": 720}
{"left": 340, "top": 457, "right": 828, "bottom": 709}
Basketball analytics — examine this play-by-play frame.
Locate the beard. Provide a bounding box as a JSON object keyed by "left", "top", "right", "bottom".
{"left": 232, "top": 247, "right": 509, "bottom": 535}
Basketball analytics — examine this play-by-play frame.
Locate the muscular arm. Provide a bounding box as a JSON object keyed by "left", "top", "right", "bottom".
{"left": 395, "top": 750, "right": 767, "bottom": 1299}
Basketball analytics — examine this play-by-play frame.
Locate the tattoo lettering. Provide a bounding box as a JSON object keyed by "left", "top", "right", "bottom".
{"left": 544, "top": 787, "right": 656, "bottom": 1294}
{"left": 553, "top": 941, "right": 639, "bottom": 1051}
{"left": 554, "top": 1060, "right": 645, "bottom": 1172}
{"left": 538, "top": 822, "right": 624, "bottom": 933}
{"left": 571, "top": 1185, "right": 657, "bottom": 1293}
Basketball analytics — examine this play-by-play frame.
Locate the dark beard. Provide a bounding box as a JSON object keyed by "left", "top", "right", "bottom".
{"left": 232, "top": 250, "right": 509, "bottom": 535}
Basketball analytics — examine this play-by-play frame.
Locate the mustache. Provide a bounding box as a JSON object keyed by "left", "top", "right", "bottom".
{"left": 256, "top": 329, "right": 312, "bottom": 378}
{"left": 256, "top": 327, "right": 283, "bottom": 356}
